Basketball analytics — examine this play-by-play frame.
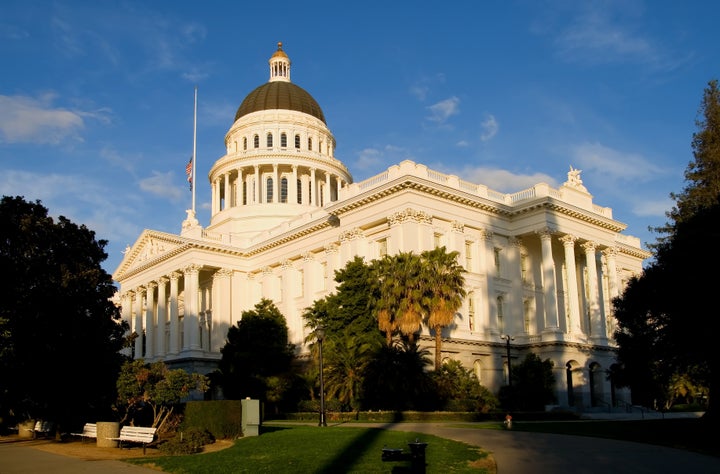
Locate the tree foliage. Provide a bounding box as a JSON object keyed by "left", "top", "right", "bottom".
{"left": 116, "top": 360, "right": 208, "bottom": 430}
{"left": 430, "top": 360, "right": 498, "bottom": 412}
{"left": 0, "top": 196, "right": 128, "bottom": 428}
{"left": 506, "top": 353, "right": 556, "bottom": 411}
{"left": 216, "top": 299, "right": 296, "bottom": 404}
{"left": 613, "top": 80, "right": 720, "bottom": 418}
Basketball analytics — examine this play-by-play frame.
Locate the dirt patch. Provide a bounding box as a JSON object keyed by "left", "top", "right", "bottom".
{"left": 0, "top": 435, "right": 234, "bottom": 461}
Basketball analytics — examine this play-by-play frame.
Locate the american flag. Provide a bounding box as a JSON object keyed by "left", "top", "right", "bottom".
{"left": 185, "top": 157, "right": 193, "bottom": 191}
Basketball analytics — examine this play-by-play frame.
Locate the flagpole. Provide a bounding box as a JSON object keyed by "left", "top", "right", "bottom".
{"left": 192, "top": 86, "right": 198, "bottom": 213}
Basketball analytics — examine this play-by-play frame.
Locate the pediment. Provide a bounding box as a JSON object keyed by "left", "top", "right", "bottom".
{"left": 115, "top": 230, "right": 186, "bottom": 279}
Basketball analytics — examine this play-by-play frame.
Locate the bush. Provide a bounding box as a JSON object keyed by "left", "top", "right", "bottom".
{"left": 157, "top": 427, "right": 215, "bottom": 455}
{"left": 183, "top": 400, "right": 243, "bottom": 439}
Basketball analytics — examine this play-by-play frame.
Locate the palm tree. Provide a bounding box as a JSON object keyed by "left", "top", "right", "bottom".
{"left": 372, "top": 252, "right": 425, "bottom": 345}
{"left": 323, "top": 331, "right": 380, "bottom": 411}
{"left": 421, "top": 246, "right": 467, "bottom": 370}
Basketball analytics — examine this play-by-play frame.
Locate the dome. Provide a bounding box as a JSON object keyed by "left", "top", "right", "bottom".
{"left": 234, "top": 81, "right": 326, "bottom": 124}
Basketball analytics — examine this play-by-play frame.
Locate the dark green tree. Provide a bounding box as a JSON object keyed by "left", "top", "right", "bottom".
{"left": 216, "top": 299, "right": 295, "bottom": 406}
{"left": 0, "top": 196, "right": 128, "bottom": 431}
{"left": 430, "top": 360, "right": 498, "bottom": 412}
{"left": 500, "top": 353, "right": 556, "bottom": 411}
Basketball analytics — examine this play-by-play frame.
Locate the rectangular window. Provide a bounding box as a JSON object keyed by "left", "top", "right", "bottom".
{"left": 494, "top": 248, "right": 501, "bottom": 275}
{"left": 468, "top": 293, "right": 475, "bottom": 331}
{"left": 497, "top": 296, "right": 504, "bottom": 332}
{"left": 465, "top": 241, "right": 472, "bottom": 271}
{"left": 521, "top": 254, "right": 528, "bottom": 281}
{"left": 378, "top": 238, "right": 388, "bottom": 257}
{"left": 434, "top": 233, "right": 442, "bottom": 248}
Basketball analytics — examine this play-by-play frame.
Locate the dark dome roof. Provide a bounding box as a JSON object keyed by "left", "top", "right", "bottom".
{"left": 234, "top": 81, "right": 326, "bottom": 124}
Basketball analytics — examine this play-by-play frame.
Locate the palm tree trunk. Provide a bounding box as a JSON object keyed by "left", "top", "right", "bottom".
{"left": 434, "top": 327, "right": 442, "bottom": 370}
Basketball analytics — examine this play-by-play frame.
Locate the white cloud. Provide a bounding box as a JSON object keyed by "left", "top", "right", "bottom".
{"left": 426, "top": 96, "right": 460, "bottom": 124}
{"left": 461, "top": 167, "right": 557, "bottom": 192}
{"left": 355, "top": 148, "right": 383, "bottom": 170}
{"left": 0, "top": 94, "right": 85, "bottom": 144}
{"left": 480, "top": 114, "right": 498, "bottom": 141}
{"left": 632, "top": 197, "right": 673, "bottom": 218}
{"left": 139, "top": 171, "right": 183, "bottom": 201}
{"left": 569, "top": 142, "right": 665, "bottom": 181}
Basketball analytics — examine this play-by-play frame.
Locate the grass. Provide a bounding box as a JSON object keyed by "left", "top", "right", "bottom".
{"left": 128, "top": 425, "right": 493, "bottom": 473}
{"left": 490, "top": 418, "right": 719, "bottom": 457}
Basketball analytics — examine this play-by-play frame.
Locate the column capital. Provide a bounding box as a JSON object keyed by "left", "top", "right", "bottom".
{"left": 214, "top": 268, "right": 233, "bottom": 279}
{"left": 560, "top": 234, "right": 577, "bottom": 246}
{"left": 581, "top": 241, "right": 598, "bottom": 253}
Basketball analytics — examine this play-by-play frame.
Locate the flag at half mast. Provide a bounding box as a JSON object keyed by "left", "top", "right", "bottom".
{"left": 185, "top": 157, "right": 193, "bottom": 191}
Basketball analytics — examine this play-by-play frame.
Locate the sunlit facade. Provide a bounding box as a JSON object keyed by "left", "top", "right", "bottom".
{"left": 114, "top": 43, "right": 650, "bottom": 410}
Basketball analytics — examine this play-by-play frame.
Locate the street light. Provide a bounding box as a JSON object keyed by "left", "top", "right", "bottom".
{"left": 501, "top": 334, "right": 514, "bottom": 386}
{"left": 316, "top": 326, "right": 327, "bottom": 427}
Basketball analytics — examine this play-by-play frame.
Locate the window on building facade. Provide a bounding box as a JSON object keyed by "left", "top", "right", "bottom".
{"left": 267, "top": 133, "right": 273, "bottom": 148}
{"left": 378, "top": 238, "right": 388, "bottom": 257}
{"left": 319, "top": 184, "right": 324, "bottom": 206}
{"left": 242, "top": 181, "right": 247, "bottom": 205}
{"left": 473, "top": 360, "right": 482, "bottom": 383}
{"left": 281, "top": 133, "right": 287, "bottom": 148}
{"left": 298, "top": 269, "right": 304, "bottom": 297}
{"left": 297, "top": 179, "right": 302, "bottom": 203}
{"left": 434, "top": 233, "right": 442, "bottom": 248}
{"left": 266, "top": 177, "right": 273, "bottom": 203}
{"left": 524, "top": 299, "right": 531, "bottom": 333}
{"left": 465, "top": 241, "right": 473, "bottom": 271}
{"left": 295, "top": 134, "right": 301, "bottom": 149}
{"left": 280, "top": 177, "right": 288, "bottom": 203}
{"left": 521, "top": 254, "right": 528, "bottom": 281}
{"left": 308, "top": 181, "right": 312, "bottom": 204}
{"left": 308, "top": 137, "right": 313, "bottom": 151}
{"left": 468, "top": 292, "right": 475, "bottom": 331}
{"left": 494, "top": 248, "right": 502, "bottom": 275}
{"left": 497, "top": 296, "right": 504, "bottom": 332}
{"left": 243, "top": 137, "right": 247, "bottom": 150}
{"left": 253, "top": 134, "right": 259, "bottom": 148}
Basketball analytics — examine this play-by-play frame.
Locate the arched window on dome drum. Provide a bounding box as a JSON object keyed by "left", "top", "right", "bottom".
{"left": 295, "top": 134, "right": 301, "bottom": 149}
{"left": 243, "top": 137, "right": 247, "bottom": 151}
{"left": 253, "top": 135, "right": 259, "bottom": 149}
{"left": 281, "top": 133, "right": 287, "bottom": 148}
{"left": 267, "top": 133, "right": 273, "bottom": 148}
{"left": 296, "top": 179, "right": 302, "bottom": 203}
{"left": 266, "top": 177, "right": 273, "bottom": 203}
{"left": 308, "top": 137, "right": 313, "bottom": 151}
{"left": 280, "top": 177, "right": 288, "bottom": 203}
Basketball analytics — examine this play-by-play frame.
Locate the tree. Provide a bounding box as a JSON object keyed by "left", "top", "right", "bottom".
{"left": 430, "top": 360, "right": 498, "bottom": 412}
{"left": 216, "top": 299, "right": 295, "bottom": 405}
{"left": 421, "top": 247, "right": 467, "bottom": 370}
{"left": 509, "top": 353, "right": 556, "bottom": 411}
{"left": 371, "top": 252, "right": 425, "bottom": 344}
{"left": 614, "top": 80, "right": 720, "bottom": 419}
{"left": 0, "top": 196, "right": 128, "bottom": 430}
{"left": 115, "top": 360, "right": 208, "bottom": 431}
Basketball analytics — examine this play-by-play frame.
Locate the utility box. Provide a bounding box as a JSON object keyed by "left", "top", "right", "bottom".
{"left": 241, "top": 398, "right": 261, "bottom": 437}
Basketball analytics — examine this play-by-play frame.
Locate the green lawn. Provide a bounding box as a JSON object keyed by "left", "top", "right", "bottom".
{"left": 128, "top": 425, "right": 492, "bottom": 473}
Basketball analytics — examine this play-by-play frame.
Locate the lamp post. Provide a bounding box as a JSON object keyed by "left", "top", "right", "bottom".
{"left": 316, "top": 326, "right": 327, "bottom": 427}
{"left": 501, "top": 334, "right": 514, "bottom": 386}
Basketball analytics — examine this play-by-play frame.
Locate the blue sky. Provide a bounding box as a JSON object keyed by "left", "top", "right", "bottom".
{"left": 1, "top": 0, "right": 718, "bottom": 276}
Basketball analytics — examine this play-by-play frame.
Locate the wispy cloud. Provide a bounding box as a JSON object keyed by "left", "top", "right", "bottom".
{"left": 570, "top": 142, "right": 666, "bottom": 181}
{"left": 480, "top": 114, "right": 498, "bottom": 141}
{"left": 426, "top": 96, "right": 460, "bottom": 124}
{"left": 0, "top": 94, "right": 85, "bottom": 144}
{"left": 139, "top": 171, "right": 183, "bottom": 201}
{"left": 460, "top": 167, "right": 557, "bottom": 192}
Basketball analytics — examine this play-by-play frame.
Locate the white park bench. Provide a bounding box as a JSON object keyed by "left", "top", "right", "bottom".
{"left": 27, "top": 420, "right": 54, "bottom": 439}
{"left": 70, "top": 423, "right": 97, "bottom": 442}
{"left": 108, "top": 426, "right": 157, "bottom": 453}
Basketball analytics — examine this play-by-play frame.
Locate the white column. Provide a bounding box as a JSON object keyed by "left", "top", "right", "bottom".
{"left": 121, "top": 292, "right": 133, "bottom": 357}
{"left": 237, "top": 168, "right": 244, "bottom": 206}
{"left": 184, "top": 265, "right": 201, "bottom": 351}
{"left": 479, "top": 228, "right": 495, "bottom": 335}
{"left": 273, "top": 164, "right": 279, "bottom": 203}
{"left": 212, "top": 269, "right": 232, "bottom": 353}
{"left": 254, "top": 165, "right": 260, "bottom": 204}
{"left": 169, "top": 272, "right": 180, "bottom": 355}
{"left": 583, "top": 241, "right": 606, "bottom": 342}
{"left": 508, "top": 237, "right": 524, "bottom": 335}
{"left": 561, "top": 235, "right": 582, "bottom": 334}
{"left": 144, "top": 283, "right": 156, "bottom": 359}
{"left": 310, "top": 168, "right": 316, "bottom": 206}
{"left": 538, "top": 229, "right": 559, "bottom": 330}
{"left": 156, "top": 277, "right": 168, "bottom": 357}
{"left": 336, "top": 176, "right": 342, "bottom": 201}
{"left": 134, "top": 288, "right": 143, "bottom": 358}
{"left": 603, "top": 247, "right": 620, "bottom": 300}
{"left": 291, "top": 165, "right": 298, "bottom": 204}
{"left": 324, "top": 172, "right": 331, "bottom": 205}
{"left": 224, "top": 172, "right": 230, "bottom": 209}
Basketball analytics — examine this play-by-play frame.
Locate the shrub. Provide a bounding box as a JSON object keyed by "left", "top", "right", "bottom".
{"left": 157, "top": 427, "right": 215, "bottom": 455}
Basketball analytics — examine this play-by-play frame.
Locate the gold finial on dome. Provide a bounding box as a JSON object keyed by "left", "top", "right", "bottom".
{"left": 278, "top": 42, "right": 283, "bottom": 50}
{"left": 269, "top": 42, "right": 290, "bottom": 82}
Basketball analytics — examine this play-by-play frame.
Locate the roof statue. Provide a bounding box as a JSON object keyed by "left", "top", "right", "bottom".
{"left": 565, "top": 165, "right": 588, "bottom": 192}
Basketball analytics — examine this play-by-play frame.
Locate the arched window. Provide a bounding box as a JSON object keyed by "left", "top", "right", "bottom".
{"left": 295, "top": 134, "right": 301, "bottom": 149}
{"left": 243, "top": 137, "right": 247, "bottom": 150}
{"left": 266, "top": 133, "right": 273, "bottom": 148}
{"left": 297, "top": 179, "right": 302, "bottom": 203}
{"left": 281, "top": 133, "right": 287, "bottom": 148}
{"left": 266, "top": 177, "right": 273, "bottom": 203}
{"left": 308, "top": 137, "right": 313, "bottom": 151}
{"left": 280, "top": 177, "right": 288, "bottom": 203}
{"left": 253, "top": 135, "right": 259, "bottom": 149}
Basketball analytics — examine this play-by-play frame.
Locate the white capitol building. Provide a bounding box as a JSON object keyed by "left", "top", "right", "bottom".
{"left": 114, "top": 43, "right": 649, "bottom": 410}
